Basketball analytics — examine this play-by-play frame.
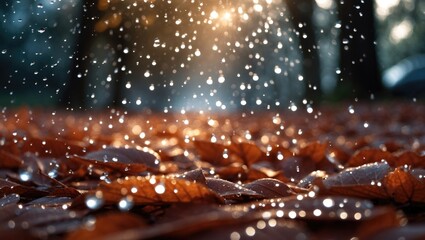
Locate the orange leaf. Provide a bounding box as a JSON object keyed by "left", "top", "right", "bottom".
{"left": 66, "top": 212, "right": 146, "bottom": 240}
{"left": 193, "top": 140, "right": 235, "bottom": 166}
{"left": 346, "top": 148, "right": 395, "bottom": 167}
{"left": 96, "top": 176, "right": 224, "bottom": 205}
{"left": 383, "top": 167, "right": 425, "bottom": 204}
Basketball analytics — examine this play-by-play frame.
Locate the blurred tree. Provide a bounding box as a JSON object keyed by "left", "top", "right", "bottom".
{"left": 284, "top": 0, "right": 322, "bottom": 105}
{"left": 60, "top": 0, "right": 129, "bottom": 108}
{"left": 335, "top": 0, "right": 384, "bottom": 99}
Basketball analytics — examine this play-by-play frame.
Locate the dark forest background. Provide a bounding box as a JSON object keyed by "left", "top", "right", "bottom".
{"left": 1, "top": 0, "right": 424, "bottom": 111}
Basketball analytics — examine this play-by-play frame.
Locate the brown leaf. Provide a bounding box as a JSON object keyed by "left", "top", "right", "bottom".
{"left": 346, "top": 148, "right": 395, "bottom": 167}
{"left": 69, "top": 156, "right": 155, "bottom": 176}
{"left": 368, "top": 223, "right": 425, "bottom": 240}
{"left": 20, "top": 137, "right": 86, "bottom": 158}
{"left": 393, "top": 151, "right": 425, "bottom": 168}
{"left": 193, "top": 140, "right": 236, "bottom": 166}
{"left": 177, "top": 169, "right": 206, "bottom": 184}
{"left": 85, "top": 175, "right": 224, "bottom": 207}
{"left": 12, "top": 207, "right": 82, "bottom": 229}
{"left": 205, "top": 177, "right": 261, "bottom": 201}
{"left": 0, "top": 179, "right": 48, "bottom": 200}
{"left": 0, "top": 150, "right": 23, "bottom": 169}
{"left": 320, "top": 161, "right": 392, "bottom": 200}
{"left": 66, "top": 212, "right": 146, "bottom": 240}
{"left": 276, "top": 156, "right": 316, "bottom": 182}
{"left": 298, "top": 141, "right": 327, "bottom": 163}
{"left": 297, "top": 170, "right": 328, "bottom": 188}
{"left": 383, "top": 167, "right": 425, "bottom": 204}
{"left": 244, "top": 178, "right": 293, "bottom": 198}
{"left": 83, "top": 147, "right": 160, "bottom": 169}
{"left": 231, "top": 141, "right": 264, "bottom": 166}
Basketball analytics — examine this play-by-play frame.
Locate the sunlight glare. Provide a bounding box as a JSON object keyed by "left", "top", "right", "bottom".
{"left": 390, "top": 19, "right": 413, "bottom": 43}
{"left": 375, "top": 0, "right": 400, "bottom": 19}
{"left": 315, "top": 0, "right": 333, "bottom": 10}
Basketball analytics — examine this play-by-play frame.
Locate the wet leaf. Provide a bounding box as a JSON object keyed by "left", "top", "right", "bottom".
{"left": 392, "top": 151, "right": 425, "bottom": 168}
{"left": 383, "top": 167, "right": 425, "bottom": 203}
{"left": 231, "top": 141, "right": 264, "bottom": 166}
{"left": 66, "top": 212, "right": 146, "bottom": 240}
{"left": 20, "top": 137, "right": 86, "bottom": 158}
{"left": 193, "top": 140, "right": 235, "bottom": 166}
{"left": 276, "top": 157, "right": 316, "bottom": 182}
{"left": 319, "top": 161, "right": 392, "bottom": 199}
{"left": 298, "top": 141, "right": 327, "bottom": 163}
{"left": 0, "top": 150, "right": 23, "bottom": 169}
{"left": 205, "top": 177, "right": 261, "bottom": 201}
{"left": 0, "top": 194, "right": 20, "bottom": 207}
{"left": 80, "top": 175, "right": 224, "bottom": 207}
{"left": 84, "top": 147, "right": 160, "bottom": 169}
{"left": 346, "top": 148, "right": 395, "bottom": 167}
{"left": 177, "top": 168, "right": 207, "bottom": 184}
{"left": 244, "top": 178, "right": 293, "bottom": 198}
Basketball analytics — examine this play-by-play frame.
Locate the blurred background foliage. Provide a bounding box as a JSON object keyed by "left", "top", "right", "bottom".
{"left": 0, "top": 0, "right": 424, "bottom": 110}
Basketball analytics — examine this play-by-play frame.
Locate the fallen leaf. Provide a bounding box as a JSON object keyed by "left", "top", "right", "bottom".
{"left": 346, "top": 148, "right": 395, "bottom": 167}
{"left": 76, "top": 175, "right": 224, "bottom": 208}
{"left": 319, "top": 161, "right": 392, "bottom": 200}
{"left": 205, "top": 177, "right": 261, "bottom": 201}
{"left": 66, "top": 212, "right": 146, "bottom": 240}
{"left": 0, "top": 150, "right": 23, "bottom": 169}
{"left": 383, "top": 167, "right": 425, "bottom": 203}
{"left": 244, "top": 178, "right": 293, "bottom": 198}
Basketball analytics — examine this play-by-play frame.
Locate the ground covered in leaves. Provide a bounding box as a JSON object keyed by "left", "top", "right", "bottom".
{"left": 1, "top": 102, "right": 425, "bottom": 239}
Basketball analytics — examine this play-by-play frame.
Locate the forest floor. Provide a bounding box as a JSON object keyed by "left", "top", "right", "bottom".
{"left": 1, "top": 101, "right": 425, "bottom": 239}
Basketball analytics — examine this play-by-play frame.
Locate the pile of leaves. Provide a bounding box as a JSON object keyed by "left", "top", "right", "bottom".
{"left": 1, "top": 102, "right": 425, "bottom": 239}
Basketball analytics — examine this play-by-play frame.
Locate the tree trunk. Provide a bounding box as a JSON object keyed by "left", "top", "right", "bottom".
{"left": 60, "top": 1, "right": 100, "bottom": 109}
{"left": 285, "top": 0, "right": 322, "bottom": 105}
{"left": 336, "top": 0, "right": 383, "bottom": 99}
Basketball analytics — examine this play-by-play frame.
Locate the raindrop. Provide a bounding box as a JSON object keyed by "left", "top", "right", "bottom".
{"left": 1, "top": 49, "right": 7, "bottom": 54}
{"left": 154, "top": 183, "right": 166, "bottom": 194}
{"left": 348, "top": 105, "right": 355, "bottom": 114}
{"left": 19, "top": 168, "right": 33, "bottom": 182}
{"left": 38, "top": 28, "right": 46, "bottom": 33}
{"left": 85, "top": 193, "right": 104, "bottom": 210}
{"left": 153, "top": 38, "right": 160, "bottom": 47}
{"left": 323, "top": 198, "right": 335, "bottom": 208}
{"left": 47, "top": 160, "right": 60, "bottom": 178}
{"left": 118, "top": 196, "right": 134, "bottom": 211}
